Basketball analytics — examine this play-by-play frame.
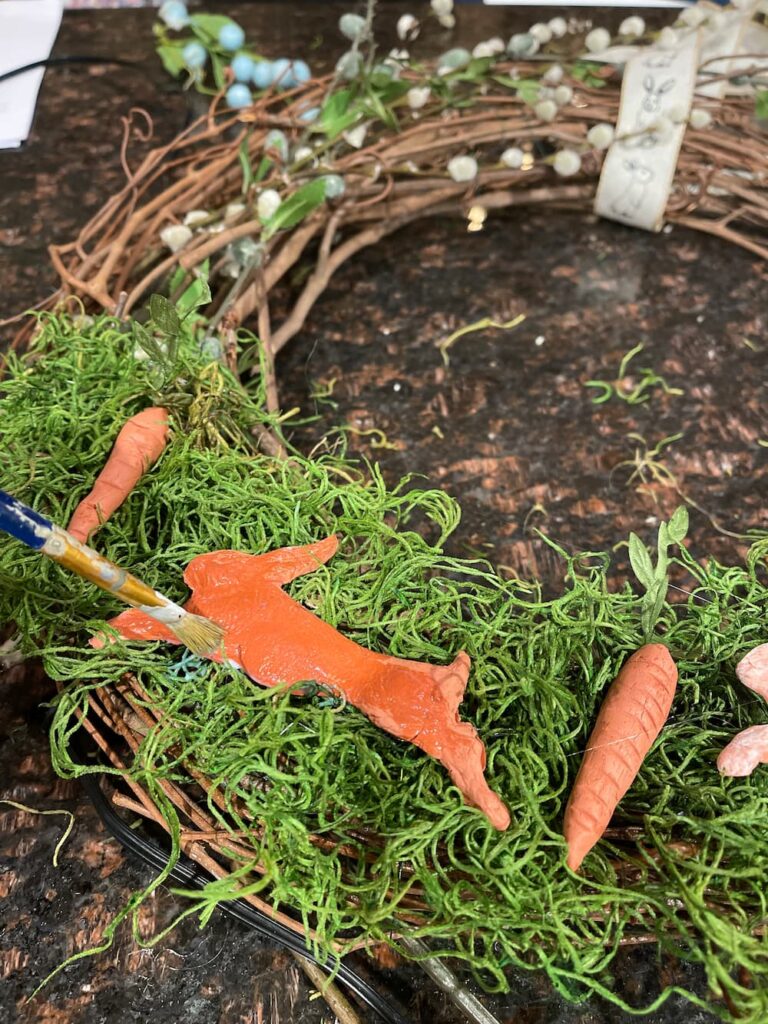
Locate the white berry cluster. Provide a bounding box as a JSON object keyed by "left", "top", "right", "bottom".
{"left": 158, "top": 0, "right": 724, "bottom": 249}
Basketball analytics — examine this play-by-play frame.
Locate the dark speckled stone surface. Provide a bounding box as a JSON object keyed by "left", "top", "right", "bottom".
{"left": 279, "top": 212, "right": 767, "bottom": 584}
{"left": 1, "top": 4, "right": 766, "bottom": 1023}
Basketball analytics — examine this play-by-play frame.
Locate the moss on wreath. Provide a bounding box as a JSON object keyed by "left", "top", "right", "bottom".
{"left": 2, "top": 310, "right": 768, "bottom": 1021}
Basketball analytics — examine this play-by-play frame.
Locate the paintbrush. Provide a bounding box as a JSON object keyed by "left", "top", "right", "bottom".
{"left": 0, "top": 488, "right": 224, "bottom": 657}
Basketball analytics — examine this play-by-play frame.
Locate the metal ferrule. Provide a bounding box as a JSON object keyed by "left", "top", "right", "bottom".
{"left": 42, "top": 526, "right": 163, "bottom": 609}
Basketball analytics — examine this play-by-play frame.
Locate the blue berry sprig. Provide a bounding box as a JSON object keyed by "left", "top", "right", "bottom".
{"left": 155, "top": 1, "right": 312, "bottom": 107}
{"left": 154, "top": 0, "right": 711, "bottom": 207}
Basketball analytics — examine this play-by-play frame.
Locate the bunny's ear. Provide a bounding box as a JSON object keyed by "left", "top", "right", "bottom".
{"left": 184, "top": 537, "right": 340, "bottom": 590}
{"left": 659, "top": 78, "right": 675, "bottom": 94}
{"left": 643, "top": 74, "right": 655, "bottom": 92}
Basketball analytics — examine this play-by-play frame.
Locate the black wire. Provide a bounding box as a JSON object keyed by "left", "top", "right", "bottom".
{"left": 70, "top": 737, "right": 411, "bottom": 1024}
{"left": 0, "top": 56, "right": 138, "bottom": 85}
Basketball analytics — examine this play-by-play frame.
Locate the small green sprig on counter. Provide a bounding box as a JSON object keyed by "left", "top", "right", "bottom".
{"left": 586, "top": 344, "right": 684, "bottom": 406}
{"left": 629, "top": 505, "right": 689, "bottom": 640}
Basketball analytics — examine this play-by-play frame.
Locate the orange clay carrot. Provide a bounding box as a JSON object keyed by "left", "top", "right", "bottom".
{"left": 563, "top": 643, "right": 678, "bottom": 871}
{"left": 67, "top": 407, "right": 169, "bottom": 543}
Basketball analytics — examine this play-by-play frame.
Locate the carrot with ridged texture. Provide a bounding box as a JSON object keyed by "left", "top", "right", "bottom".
{"left": 564, "top": 643, "right": 678, "bottom": 872}
{"left": 67, "top": 407, "right": 169, "bottom": 543}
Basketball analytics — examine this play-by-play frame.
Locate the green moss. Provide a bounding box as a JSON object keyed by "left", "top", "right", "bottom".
{"left": 2, "top": 312, "right": 768, "bottom": 1020}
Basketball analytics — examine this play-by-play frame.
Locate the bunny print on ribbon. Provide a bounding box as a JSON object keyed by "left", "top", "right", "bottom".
{"left": 595, "top": 31, "right": 699, "bottom": 231}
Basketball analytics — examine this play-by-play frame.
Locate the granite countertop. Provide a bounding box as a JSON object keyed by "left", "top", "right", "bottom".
{"left": 1, "top": 4, "right": 766, "bottom": 1023}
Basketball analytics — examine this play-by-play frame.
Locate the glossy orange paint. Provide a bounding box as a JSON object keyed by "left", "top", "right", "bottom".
{"left": 95, "top": 535, "right": 510, "bottom": 829}
{"left": 563, "top": 644, "right": 678, "bottom": 871}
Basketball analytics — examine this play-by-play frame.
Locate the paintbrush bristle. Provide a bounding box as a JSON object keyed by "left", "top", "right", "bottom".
{"left": 171, "top": 612, "right": 226, "bottom": 657}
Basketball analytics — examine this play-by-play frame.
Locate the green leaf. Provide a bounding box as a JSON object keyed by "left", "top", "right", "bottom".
{"left": 157, "top": 43, "right": 186, "bottom": 78}
{"left": 262, "top": 179, "right": 327, "bottom": 240}
{"left": 667, "top": 506, "right": 689, "bottom": 545}
{"left": 655, "top": 523, "right": 670, "bottom": 582}
{"left": 516, "top": 79, "right": 543, "bottom": 105}
{"left": 492, "top": 76, "right": 541, "bottom": 105}
{"left": 238, "top": 136, "right": 254, "bottom": 195}
{"left": 165, "top": 332, "right": 179, "bottom": 365}
{"left": 377, "top": 80, "right": 411, "bottom": 105}
{"left": 321, "top": 88, "right": 360, "bottom": 139}
{"left": 209, "top": 50, "right": 226, "bottom": 91}
{"left": 628, "top": 533, "right": 654, "bottom": 590}
{"left": 255, "top": 156, "right": 272, "bottom": 183}
{"left": 189, "top": 13, "right": 235, "bottom": 42}
{"left": 177, "top": 265, "right": 212, "bottom": 318}
{"left": 369, "top": 67, "right": 395, "bottom": 90}
{"left": 168, "top": 265, "right": 187, "bottom": 294}
{"left": 641, "top": 579, "right": 668, "bottom": 640}
{"left": 628, "top": 510, "right": 687, "bottom": 639}
{"left": 323, "top": 88, "right": 351, "bottom": 119}
{"left": 324, "top": 108, "right": 361, "bottom": 139}
{"left": 656, "top": 521, "right": 670, "bottom": 554}
{"left": 571, "top": 61, "right": 607, "bottom": 89}
{"left": 449, "top": 57, "right": 493, "bottom": 84}
{"left": 132, "top": 321, "right": 165, "bottom": 364}
{"left": 363, "top": 79, "right": 410, "bottom": 129}
{"left": 756, "top": 90, "right": 768, "bottom": 120}
{"left": 149, "top": 294, "right": 180, "bottom": 337}
{"left": 364, "top": 88, "right": 397, "bottom": 131}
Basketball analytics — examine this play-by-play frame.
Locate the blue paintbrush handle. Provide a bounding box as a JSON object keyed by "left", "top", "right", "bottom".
{"left": 0, "top": 489, "right": 55, "bottom": 550}
{"left": 0, "top": 490, "right": 224, "bottom": 657}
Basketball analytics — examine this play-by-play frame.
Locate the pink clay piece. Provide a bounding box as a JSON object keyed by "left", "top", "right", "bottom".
{"left": 717, "top": 725, "right": 768, "bottom": 778}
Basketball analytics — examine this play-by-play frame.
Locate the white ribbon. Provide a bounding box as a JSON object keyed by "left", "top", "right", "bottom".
{"left": 593, "top": 1, "right": 765, "bottom": 231}
{"left": 595, "top": 32, "right": 700, "bottom": 231}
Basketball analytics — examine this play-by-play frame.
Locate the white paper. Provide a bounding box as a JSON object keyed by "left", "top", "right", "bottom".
{"left": 0, "top": 0, "right": 63, "bottom": 149}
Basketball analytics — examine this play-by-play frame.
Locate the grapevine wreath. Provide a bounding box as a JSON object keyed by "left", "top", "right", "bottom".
{"left": 3, "top": 1, "right": 768, "bottom": 1021}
